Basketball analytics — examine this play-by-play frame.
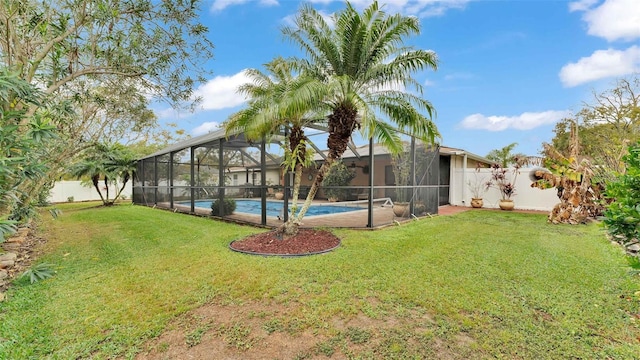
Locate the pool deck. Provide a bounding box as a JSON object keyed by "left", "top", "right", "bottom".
{"left": 169, "top": 199, "right": 397, "bottom": 228}
{"left": 157, "top": 201, "right": 545, "bottom": 229}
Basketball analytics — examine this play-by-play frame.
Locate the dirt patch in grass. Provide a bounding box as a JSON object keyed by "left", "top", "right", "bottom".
{"left": 135, "top": 300, "right": 478, "bottom": 360}
{"left": 136, "top": 302, "right": 327, "bottom": 360}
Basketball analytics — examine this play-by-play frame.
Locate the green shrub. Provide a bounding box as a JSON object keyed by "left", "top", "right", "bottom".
{"left": 0, "top": 219, "right": 17, "bottom": 243}
{"left": 604, "top": 142, "right": 640, "bottom": 259}
{"left": 322, "top": 161, "right": 355, "bottom": 201}
{"left": 210, "top": 198, "right": 236, "bottom": 216}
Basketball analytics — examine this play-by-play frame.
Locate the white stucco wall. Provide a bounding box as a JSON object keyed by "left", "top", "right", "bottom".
{"left": 449, "top": 166, "right": 559, "bottom": 211}
{"left": 48, "top": 181, "right": 132, "bottom": 203}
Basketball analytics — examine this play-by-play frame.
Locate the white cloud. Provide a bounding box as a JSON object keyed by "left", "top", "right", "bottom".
{"left": 572, "top": 0, "right": 640, "bottom": 42}
{"left": 192, "top": 121, "right": 222, "bottom": 136}
{"left": 282, "top": 9, "right": 334, "bottom": 27}
{"left": 211, "top": 0, "right": 278, "bottom": 12}
{"left": 155, "top": 107, "right": 193, "bottom": 120}
{"left": 460, "top": 110, "right": 571, "bottom": 131}
{"left": 283, "top": 1, "right": 469, "bottom": 29}
{"left": 559, "top": 46, "right": 640, "bottom": 87}
{"left": 424, "top": 79, "right": 436, "bottom": 86}
{"left": 306, "top": 0, "right": 470, "bottom": 18}
{"left": 568, "top": 0, "right": 599, "bottom": 12}
{"left": 193, "top": 70, "right": 252, "bottom": 110}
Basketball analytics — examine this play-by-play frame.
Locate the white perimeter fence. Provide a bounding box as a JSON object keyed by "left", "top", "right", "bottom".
{"left": 49, "top": 168, "right": 559, "bottom": 212}
{"left": 48, "top": 181, "right": 132, "bottom": 203}
{"left": 450, "top": 168, "right": 559, "bottom": 212}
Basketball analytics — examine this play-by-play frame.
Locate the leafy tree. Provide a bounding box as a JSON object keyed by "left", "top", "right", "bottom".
{"left": 30, "top": 81, "right": 159, "bottom": 194}
{"left": 0, "top": 0, "right": 212, "bottom": 111}
{"left": 0, "top": 0, "right": 213, "bottom": 206}
{"left": 486, "top": 142, "right": 526, "bottom": 168}
{"left": 551, "top": 75, "right": 640, "bottom": 177}
{"left": 0, "top": 69, "right": 57, "bottom": 236}
{"left": 128, "top": 123, "right": 188, "bottom": 158}
{"left": 71, "top": 143, "right": 137, "bottom": 206}
{"left": 603, "top": 142, "right": 640, "bottom": 261}
{"left": 282, "top": 1, "right": 440, "bottom": 225}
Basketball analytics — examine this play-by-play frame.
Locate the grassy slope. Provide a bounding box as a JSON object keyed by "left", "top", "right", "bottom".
{"left": 0, "top": 203, "right": 638, "bottom": 359}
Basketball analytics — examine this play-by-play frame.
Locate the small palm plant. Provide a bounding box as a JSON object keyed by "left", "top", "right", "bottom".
{"left": 20, "top": 263, "right": 55, "bottom": 284}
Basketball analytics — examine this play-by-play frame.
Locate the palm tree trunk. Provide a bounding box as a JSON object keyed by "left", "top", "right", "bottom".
{"left": 114, "top": 173, "right": 130, "bottom": 201}
{"left": 103, "top": 177, "right": 111, "bottom": 205}
{"left": 279, "top": 125, "right": 309, "bottom": 236}
{"left": 294, "top": 156, "right": 336, "bottom": 221}
{"left": 92, "top": 175, "right": 106, "bottom": 204}
{"left": 281, "top": 162, "right": 304, "bottom": 236}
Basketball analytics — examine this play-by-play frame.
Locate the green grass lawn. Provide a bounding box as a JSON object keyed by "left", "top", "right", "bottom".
{"left": 0, "top": 202, "right": 639, "bottom": 359}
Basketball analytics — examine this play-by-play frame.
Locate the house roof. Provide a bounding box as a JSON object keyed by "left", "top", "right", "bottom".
{"left": 311, "top": 142, "right": 492, "bottom": 165}
{"left": 439, "top": 145, "right": 493, "bottom": 164}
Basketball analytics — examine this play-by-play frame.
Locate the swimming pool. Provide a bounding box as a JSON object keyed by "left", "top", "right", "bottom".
{"left": 188, "top": 199, "right": 363, "bottom": 217}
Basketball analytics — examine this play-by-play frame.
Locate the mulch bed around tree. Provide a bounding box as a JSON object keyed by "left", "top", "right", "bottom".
{"left": 229, "top": 229, "right": 340, "bottom": 256}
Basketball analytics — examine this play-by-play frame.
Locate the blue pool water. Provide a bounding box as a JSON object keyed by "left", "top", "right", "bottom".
{"left": 188, "top": 199, "right": 361, "bottom": 217}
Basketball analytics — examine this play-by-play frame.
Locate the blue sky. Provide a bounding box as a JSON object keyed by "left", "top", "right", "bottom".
{"left": 156, "top": 0, "right": 640, "bottom": 157}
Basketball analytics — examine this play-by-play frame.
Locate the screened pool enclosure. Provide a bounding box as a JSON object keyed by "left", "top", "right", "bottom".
{"left": 133, "top": 129, "right": 443, "bottom": 228}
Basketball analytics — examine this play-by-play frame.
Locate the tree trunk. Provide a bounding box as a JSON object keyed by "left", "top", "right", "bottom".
{"left": 92, "top": 175, "right": 106, "bottom": 204}
{"left": 281, "top": 162, "right": 304, "bottom": 236}
{"left": 294, "top": 156, "right": 336, "bottom": 221}
{"left": 114, "top": 176, "right": 129, "bottom": 202}
{"left": 103, "top": 177, "right": 112, "bottom": 205}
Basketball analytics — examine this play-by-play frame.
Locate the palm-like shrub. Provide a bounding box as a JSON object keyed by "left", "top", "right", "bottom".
{"left": 20, "top": 263, "right": 55, "bottom": 284}
{"left": 71, "top": 143, "right": 136, "bottom": 206}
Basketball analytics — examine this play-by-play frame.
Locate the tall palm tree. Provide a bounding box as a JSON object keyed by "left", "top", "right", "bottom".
{"left": 282, "top": 1, "right": 440, "bottom": 220}
{"left": 226, "top": 57, "right": 326, "bottom": 235}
